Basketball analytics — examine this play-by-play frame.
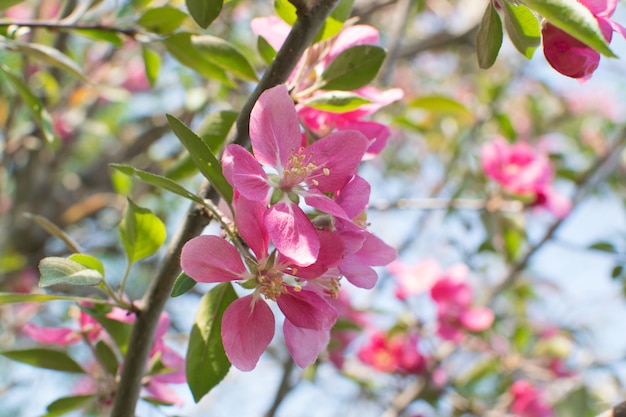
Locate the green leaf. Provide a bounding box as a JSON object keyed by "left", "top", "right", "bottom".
{"left": 0, "top": 292, "right": 110, "bottom": 305}
{"left": 110, "top": 164, "right": 204, "bottom": 205}
{"left": 186, "top": 282, "right": 237, "bottom": 402}
{"left": 319, "top": 45, "right": 386, "bottom": 91}
{"left": 191, "top": 35, "right": 258, "bottom": 82}
{"left": 82, "top": 307, "right": 133, "bottom": 354}
{"left": 186, "top": 0, "right": 223, "bottom": 29}
{"left": 171, "top": 272, "right": 197, "bottom": 297}
{"left": 410, "top": 95, "right": 474, "bottom": 121}
{"left": 138, "top": 6, "right": 188, "bottom": 35}
{"left": 0, "top": 0, "right": 22, "bottom": 11}
{"left": 1, "top": 348, "right": 85, "bottom": 373}
{"left": 0, "top": 65, "right": 56, "bottom": 145}
{"left": 525, "top": 0, "right": 616, "bottom": 57}
{"left": 274, "top": 0, "right": 297, "bottom": 25}
{"left": 257, "top": 36, "right": 277, "bottom": 66}
{"left": 197, "top": 110, "right": 238, "bottom": 153}
{"left": 166, "top": 114, "right": 234, "bottom": 203}
{"left": 611, "top": 264, "right": 624, "bottom": 280}
{"left": 589, "top": 241, "right": 617, "bottom": 253}
{"left": 7, "top": 40, "right": 87, "bottom": 81}
{"left": 302, "top": 92, "right": 371, "bottom": 112}
{"left": 43, "top": 395, "right": 95, "bottom": 417}
{"left": 95, "top": 341, "right": 119, "bottom": 376}
{"left": 68, "top": 254, "right": 105, "bottom": 276}
{"left": 119, "top": 199, "right": 167, "bottom": 264}
{"left": 501, "top": 2, "right": 541, "bottom": 59}
{"left": 476, "top": 1, "right": 503, "bottom": 69}
{"left": 313, "top": 0, "right": 355, "bottom": 42}
{"left": 75, "top": 29, "right": 124, "bottom": 46}
{"left": 163, "top": 33, "right": 235, "bottom": 87}
{"left": 38, "top": 257, "right": 104, "bottom": 288}
{"left": 142, "top": 46, "right": 161, "bottom": 87}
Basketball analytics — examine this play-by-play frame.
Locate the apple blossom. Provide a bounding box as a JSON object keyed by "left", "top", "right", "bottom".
{"left": 510, "top": 380, "right": 554, "bottom": 417}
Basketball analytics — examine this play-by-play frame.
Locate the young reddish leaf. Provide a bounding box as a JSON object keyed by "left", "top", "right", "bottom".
{"left": 476, "top": 1, "right": 503, "bottom": 69}
{"left": 167, "top": 114, "right": 234, "bottom": 203}
{"left": 319, "top": 45, "right": 386, "bottom": 91}
{"left": 502, "top": 2, "right": 541, "bottom": 59}
{"left": 186, "top": 0, "right": 223, "bottom": 29}
{"left": 525, "top": 0, "right": 616, "bottom": 57}
{"left": 1, "top": 348, "right": 85, "bottom": 373}
{"left": 38, "top": 257, "right": 103, "bottom": 288}
{"left": 186, "top": 282, "right": 237, "bottom": 402}
{"left": 119, "top": 198, "right": 167, "bottom": 264}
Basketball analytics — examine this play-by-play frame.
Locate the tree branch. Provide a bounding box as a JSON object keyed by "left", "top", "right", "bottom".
{"left": 110, "top": 1, "right": 342, "bottom": 415}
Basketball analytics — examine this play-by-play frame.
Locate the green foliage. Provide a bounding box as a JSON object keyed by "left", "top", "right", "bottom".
{"left": 137, "top": 6, "right": 188, "bottom": 35}
{"left": 274, "top": 0, "right": 297, "bottom": 26}
{"left": 525, "top": 0, "right": 616, "bottom": 57}
{"left": 42, "top": 395, "right": 96, "bottom": 417}
{"left": 1, "top": 349, "right": 85, "bottom": 373}
{"left": 319, "top": 45, "right": 386, "bottom": 91}
{"left": 476, "top": 1, "right": 503, "bottom": 69}
{"left": 302, "top": 92, "right": 371, "bottom": 112}
{"left": 167, "top": 114, "right": 234, "bottom": 203}
{"left": 501, "top": 2, "right": 541, "bottom": 59}
{"left": 95, "top": 341, "right": 120, "bottom": 376}
{"left": 186, "top": 0, "right": 224, "bottom": 29}
{"left": 257, "top": 36, "right": 277, "bottom": 65}
{"left": 119, "top": 198, "right": 167, "bottom": 264}
{"left": 38, "top": 257, "right": 104, "bottom": 288}
{"left": 82, "top": 306, "right": 133, "bottom": 354}
{"left": 191, "top": 35, "right": 258, "bottom": 82}
{"left": 141, "top": 46, "right": 161, "bottom": 87}
{"left": 0, "top": 293, "right": 110, "bottom": 305}
{"left": 171, "top": 272, "right": 197, "bottom": 297}
{"left": 186, "top": 283, "right": 237, "bottom": 402}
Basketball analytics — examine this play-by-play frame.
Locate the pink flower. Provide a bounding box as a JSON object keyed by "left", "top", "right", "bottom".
{"left": 430, "top": 264, "right": 494, "bottom": 342}
{"left": 223, "top": 84, "right": 368, "bottom": 266}
{"left": 481, "top": 136, "right": 570, "bottom": 218}
{"left": 542, "top": 0, "right": 626, "bottom": 81}
{"left": 327, "top": 289, "right": 370, "bottom": 368}
{"left": 181, "top": 195, "right": 338, "bottom": 371}
{"left": 357, "top": 330, "right": 426, "bottom": 374}
{"left": 251, "top": 18, "right": 403, "bottom": 158}
{"left": 22, "top": 308, "right": 102, "bottom": 345}
{"left": 510, "top": 381, "right": 554, "bottom": 417}
{"left": 388, "top": 258, "right": 441, "bottom": 300}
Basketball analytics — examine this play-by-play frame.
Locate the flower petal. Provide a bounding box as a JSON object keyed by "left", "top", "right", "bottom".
{"left": 250, "top": 16, "right": 290, "bottom": 51}
{"left": 222, "top": 295, "right": 275, "bottom": 371}
{"left": 335, "top": 175, "right": 371, "bottom": 219}
{"left": 303, "top": 188, "right": 349, "bottom": 219}
{"left": 265, "top": 201, "right": 320, "bottom": 266}
{"left": 460, "top": 307, "right": 494, "bottom": 332}
{"left": 21, "top": 323, "right": 80, "bottom": 345}
{"left": 234, "top": 194, "right": 269, "bottom": 260}
{"left": 250, "top": 85, "right": 302, "bottom": 169}
{"left": 222, "top": 144, "right": 271, "bottom": 203}
{"left": 284, "top": 319, "right": 330, "bottom": 368}
{"left": 277, "top": 287, "right": 337, "bottom": 330}
{"left": 181, "top": 235, "right": 248, "bottom": 283}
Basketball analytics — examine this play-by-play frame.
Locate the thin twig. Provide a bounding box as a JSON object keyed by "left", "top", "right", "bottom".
{"left": 263, "top": 357, "right": 297, "bottom": 417}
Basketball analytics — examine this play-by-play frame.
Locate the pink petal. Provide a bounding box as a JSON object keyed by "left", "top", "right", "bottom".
{"left": 304, "top": 130, "right": 368, "bottom": 193}
{"left": 181, "top": 235, "right": 248, "bottom": 283}
{"left": 335, "top": 175, "right": 371, "bottom": 219}
{"left": 144, "top": 381, "right": 183, "bottom": 406}
{"left": 284, "top": 319, "right": 330, "bottom": 368}
{"left": 21, "top": 323, "right": 80, "bottom": 345}
{"left": 151, "top": 344, "right": 186, "bottom": 384}
{"left": 460, "top": 307, "right": 495, "bottom": 332}
{"left": 542, "top": 23, "right": 600, "bottom": 81}
{"left": 264, "top": 201, "right": 319, "bottom": 266}
{"left": 250, "top": 85, "right": 302, "bottom": 169}
{"left": 355, "top": 232, "right": 397, "bottom": 266}
{"left": 222, "top": 295, "right": 275, "bottom": 371}
{"left": 222, "top": 144, "right": 271, "bottom": 203}
{"left": 277, "top": 287, "right": 337, "bottom": 330}
{"left": 436, "top": 323, "right": 465, "bottom": 343}
{"left": 250, "top": 16, "right": 291, "bottom": 51}
{"left": 233, "top": 195, "right": 269, "bottom": 260}
{"left": 303, "top": 188, "right": 349, "bottom": 219}
{"left": 340, "top": 256, "right": 379, "bottom": 289}
{"left": 341, "top": 121, "right": 391, "bottom": 160}
{"left": 295, "top": 230, "right": 344, "bottom": 279}
{"left": 326, "top": 25, "right": 380, "bottom": 64}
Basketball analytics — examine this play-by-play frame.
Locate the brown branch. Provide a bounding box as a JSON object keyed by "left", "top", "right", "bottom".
{"left": 263, "top": 357, "right": 297, "bottom": 417}
{"left": 109, "top": 1, "right": 342, "bottom": 415}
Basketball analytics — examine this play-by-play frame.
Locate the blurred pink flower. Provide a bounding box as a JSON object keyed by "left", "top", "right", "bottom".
{"left": 388, "top": 258, "right": 441, "bottom": 300}
{"left": 542, "top": 0, "right": 626, "bottom": 81}
{"left": 430, "top": 264, "right": 494, "bottom": 342}
{"left": 357, "top": 330, "right": 426, "bottom": 374}
{"left": 510, "top": 381, "right": 554, "bottom": 417}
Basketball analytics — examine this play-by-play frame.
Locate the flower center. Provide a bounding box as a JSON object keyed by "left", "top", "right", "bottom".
{"left": 257, "top": 268, "right": 286, "bottom": 301}
{"left": 281, "top": 151, "right": 319, "bottom": 189}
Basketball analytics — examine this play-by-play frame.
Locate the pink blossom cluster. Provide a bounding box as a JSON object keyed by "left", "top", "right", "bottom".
{"left": 181, "top": 84, "right": 396, "bottom": 371}
{"left": 389, "top": 259, "right": 494, "bottom": 343}
{"left": 481, "top": 136, "right": 571, "bottom": 218}
{"left": 357, "top": 330, "right": 426, "bottom": 374}
{"left": 510, "top": 380, "right": 555, "bottom": 417}
{"left": 542, "top": 0, "right": 626, "bottom": 81}
{"left": 251, "top": 17, "right": 403, "bottom": 159}
{"left": 22, "top": 307, "right": 185, "bottom": 406}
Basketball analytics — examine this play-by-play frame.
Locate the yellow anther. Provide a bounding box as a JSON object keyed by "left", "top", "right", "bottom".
{"left": 323, "top": 167, "right": 330, "bottom": 176}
